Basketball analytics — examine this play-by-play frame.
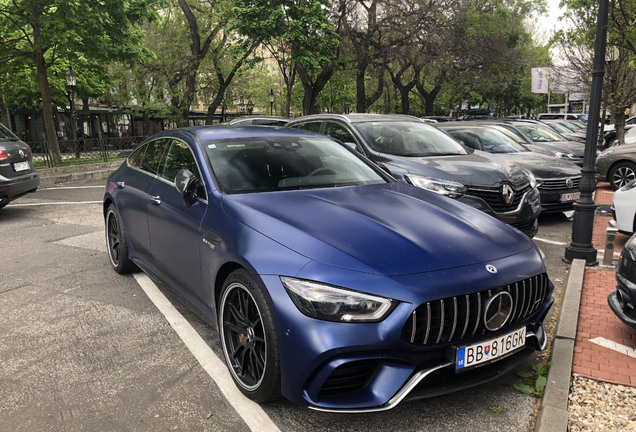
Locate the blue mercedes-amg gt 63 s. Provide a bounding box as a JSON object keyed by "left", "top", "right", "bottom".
{"left": 103, "top": 126, "right": 554, "bottom": 412}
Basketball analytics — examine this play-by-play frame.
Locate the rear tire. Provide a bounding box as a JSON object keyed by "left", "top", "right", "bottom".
{"left": 219, "top": 269, "right": 280, "bottom": 403}
{"left": 608, "top": 161, "right": 636, "bottom": 190}
{"left": 105, "top": 204, "right": 136, "bottom": 274}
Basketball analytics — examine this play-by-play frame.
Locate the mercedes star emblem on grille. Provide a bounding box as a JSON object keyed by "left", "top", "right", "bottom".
{"left": 484, "top": 291, "right": 514, "bottom": 331}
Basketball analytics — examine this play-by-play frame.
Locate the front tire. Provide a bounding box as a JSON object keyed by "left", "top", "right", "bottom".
{"left": 105, "top": 204, "right": 136, "bottom": 274}
{"left": 608, "top": 161, "right": 636, "bottom": 190}
{"left": 219, "top": 269, "right": 280, "bottom": 403}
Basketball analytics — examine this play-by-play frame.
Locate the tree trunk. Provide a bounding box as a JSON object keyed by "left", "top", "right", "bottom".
{"left": 31, "top": 5, "right": 62, "bottom": 166}
{"left": 33, "top": 48, "right": 62, "bottom": 165}
{"left": 356, "top": 63, "right": 368, "bottom": 113}
{"left": 0, "top": 88, "right": 9, "bottom": 127}
{"left": 614, "top": 109, "right": 626, "bottom": 145}
{"left": 297, "top": 64, "right": 336, "bottom": 115}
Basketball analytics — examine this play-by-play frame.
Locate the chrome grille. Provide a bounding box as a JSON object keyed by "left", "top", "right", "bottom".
{"left": 401, "top": 274, "right": 550, "bottom": 346}
{"left": 538, "top": 176, "right": 581, "bottom": 190}
{"left": 466, "top": 183, "right": 531, "bottom": 213}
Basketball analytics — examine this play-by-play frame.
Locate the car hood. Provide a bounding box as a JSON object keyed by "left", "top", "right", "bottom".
{"left": 602, "top": 142, "right": 636, "bottom": 156}
{"left": 489, "top": 152, "right": 581, "bottom": 179}
{"left": 380, "top": 151, "right": 529, "bottom": 188}
{"left": 222, "top": 182, "right": 533, "bottom": 276}
{"left": 531, "top": 141, "right": 585, "bottom": 156}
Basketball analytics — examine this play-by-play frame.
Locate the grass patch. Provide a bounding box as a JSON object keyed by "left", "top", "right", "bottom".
{"left": 514, "top": 362, "right": 550, "bottom": 397}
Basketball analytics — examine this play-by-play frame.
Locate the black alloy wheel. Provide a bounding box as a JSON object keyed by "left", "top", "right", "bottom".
{"left": 105, "top": 204, "right": 136, "bottom": 274}
{"left": 219, "top": 269, "right": 280, "bottom": 402}
{"left": 608, "top": 161, "right": 636, "bottom": 190}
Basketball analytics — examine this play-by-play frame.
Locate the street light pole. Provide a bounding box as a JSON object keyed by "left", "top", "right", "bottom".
{"left": 65, "top": 65, "right": 78, "bottom": 156}
{"left": 563, "top": 0, "right": 609, "bottom": 265}
{"left": 268, "top": 89, "right": 275, "bottom": 116}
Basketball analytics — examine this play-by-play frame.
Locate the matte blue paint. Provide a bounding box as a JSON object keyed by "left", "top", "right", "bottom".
{"left": 104, "top": 126, "right": 553, "bottom": 411}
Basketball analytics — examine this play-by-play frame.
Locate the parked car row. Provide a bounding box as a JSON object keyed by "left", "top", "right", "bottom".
{"left": 87, "top": 109, "right": 636, "bottom": 409}
{"left": 435, "top": 122, "right": 582, "bottom": 214}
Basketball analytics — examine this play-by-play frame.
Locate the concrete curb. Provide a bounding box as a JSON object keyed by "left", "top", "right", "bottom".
{"left": 535, "top": 258, "right": 586, "bottom": 432}
{"left": 38, "top": 161, "right": 122, "bottom": 187}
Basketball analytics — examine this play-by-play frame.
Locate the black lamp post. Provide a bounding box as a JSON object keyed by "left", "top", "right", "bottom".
{"left": 563, "top": 0, "right": 609, "bottom": 265}
{"left": 268, "top": 89, "right": 275, "bottom": 116}
{"left": 65, "top": 65, "right": 77, "bottom": 146}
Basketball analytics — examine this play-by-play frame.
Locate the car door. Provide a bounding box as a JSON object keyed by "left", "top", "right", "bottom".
{"left": 146, "top": 138, "right": 208, "bottom": 298}
{"left": 115, "top": 139, "right": 169, "bottom": 261}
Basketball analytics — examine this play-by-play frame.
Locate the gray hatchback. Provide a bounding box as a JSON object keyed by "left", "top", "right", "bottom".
{"left": 0, "top": 122, "right": 39, "bottom": 209}
{"left": 287, "top": 114, "right": 541, "bottom": 237}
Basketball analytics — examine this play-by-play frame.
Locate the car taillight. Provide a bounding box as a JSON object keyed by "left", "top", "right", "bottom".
{"left": 0, "top": 149, "right": 8, "bottom": 161}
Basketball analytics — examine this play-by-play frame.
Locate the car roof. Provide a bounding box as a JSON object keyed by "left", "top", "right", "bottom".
{"left": 155, "top": 125, "right": 321, "bottom": 142}
{"left": 288, "top": 113, "right": 423, "bottom": 124}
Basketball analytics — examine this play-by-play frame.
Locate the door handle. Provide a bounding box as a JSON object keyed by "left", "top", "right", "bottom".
{"left": 150, "top": 195, "right": 161, "bottom": 205}
{"left": 116, "top": 181, "right": 125, "bottom": 189}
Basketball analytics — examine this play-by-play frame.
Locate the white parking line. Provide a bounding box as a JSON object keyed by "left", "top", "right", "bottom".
{"left": 133, "top": 273, "right": 281, "bottom": 432}
{"left": 9, "top": 201, "right": 102, "bottom": 206}
{"left": 40, "top": 186, "right": 105, "bottom": 190}
{"left": 533, "top": 237, "right": 568, "bottom": 246}
{"left": 589, "top": 337, "right": 636, "bottom": 359}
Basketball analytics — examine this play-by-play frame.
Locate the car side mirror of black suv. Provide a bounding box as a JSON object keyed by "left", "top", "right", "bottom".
{"left": 175, "top": 169, "right": 198, "bottom": 207}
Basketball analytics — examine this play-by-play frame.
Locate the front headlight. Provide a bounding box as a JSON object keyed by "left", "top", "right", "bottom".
{"left": 554, "top": 151, "right": 577, "bottom": 161}
{"left": 404, "top": 174, "right": 466, "bottom": 198}
{"left": 524, "top": 169, "right": 538, "bottom": 188}
{"left": 280, "top": 277, "right": 396, "bottom": 322}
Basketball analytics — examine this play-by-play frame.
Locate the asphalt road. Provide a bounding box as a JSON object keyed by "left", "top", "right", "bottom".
{"left": 0, "top": 180, "right": 573, "bottom": 432}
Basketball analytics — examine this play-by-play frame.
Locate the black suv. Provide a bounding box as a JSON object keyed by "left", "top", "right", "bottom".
{"left": 287, "top": 114, "right": 541, "bottom": 237}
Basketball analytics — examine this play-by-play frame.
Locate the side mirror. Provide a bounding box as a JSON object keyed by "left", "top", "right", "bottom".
{"left": 175, "top": 169, "right": 198, "bottom": 207}
{"left": 342, "top": 141, "right": 358, "bottom": 152}
{"left": 457, "top": 140, "right": 475, "bottom": 153}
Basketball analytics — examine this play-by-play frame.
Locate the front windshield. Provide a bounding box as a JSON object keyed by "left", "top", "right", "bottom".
{"left": 205, "top": 136, "right": 386, "bottom": 193}
{"left": 561, "top": 121, "right": 583, "bottom": 131}
{"left": 356, "top": 120, "right": 467, "bottom": 156}
{"left": 515, "top": 123, "right": 566, "bottom": 142}
{"left": 446, "top": 128, "right": 529, "bottom": 153}
{"left": 547, "top": 123, "right": 571, "bottom": 134}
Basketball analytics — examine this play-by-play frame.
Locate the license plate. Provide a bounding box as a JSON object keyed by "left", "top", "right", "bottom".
{"left": 560, "top": 192, "right": 580, "bottom": 203}
{"left": 455, "top": 327, "right": 526, "bottom": 370}
{"left": 13, "top": 161, "right": 30, "bottom": 172}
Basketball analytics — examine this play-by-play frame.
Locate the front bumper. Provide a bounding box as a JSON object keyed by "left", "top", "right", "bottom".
{"left": 308, "top": 324, "right": 548, "bottom": 413}
{"left": 537, "top": 186, "right": 579, "bottom": 213}
{"left": 460, "top": 186, "right": 541, "bottom": 237}
{"left": 608, "top": 255, "right": 636, "bottom": 330}
{"left": 264, "top": 248, "right": 553, "bottom": 411}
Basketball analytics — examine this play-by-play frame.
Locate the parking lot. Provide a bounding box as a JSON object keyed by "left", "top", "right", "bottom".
{"left": 0, "top": 180, "right": 573, "bottom": 432}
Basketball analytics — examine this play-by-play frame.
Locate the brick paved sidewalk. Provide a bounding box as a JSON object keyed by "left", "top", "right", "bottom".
{"left": 572, "top": 182, "right": 636, "bottom": 386}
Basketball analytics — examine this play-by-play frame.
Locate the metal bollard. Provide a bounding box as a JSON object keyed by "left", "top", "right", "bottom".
{"left": 603, "top": 227, "right": 618, "bottom": 266}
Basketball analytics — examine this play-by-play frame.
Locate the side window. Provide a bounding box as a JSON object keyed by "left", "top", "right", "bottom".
{"left": 291, "top": 121, "right": 321, "bottom": 133}
{"left": 324, "top": 122, "right": 362, "bottom": 152}
{"left": 159, "top": 140, "right": 207, "bottom": 199}
{"left": 127, "top": 143, "right": 147, "bottom": 168}
{"left": 140, "top": 139, "right": 169, "bottom": 175}
{"left": 324, "top": 122, "right": 355, "bottom": 143}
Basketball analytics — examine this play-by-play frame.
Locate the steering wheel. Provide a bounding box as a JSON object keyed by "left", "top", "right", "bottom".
{"left": 309, "top": 168, "right": 337, "bottom": 176}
